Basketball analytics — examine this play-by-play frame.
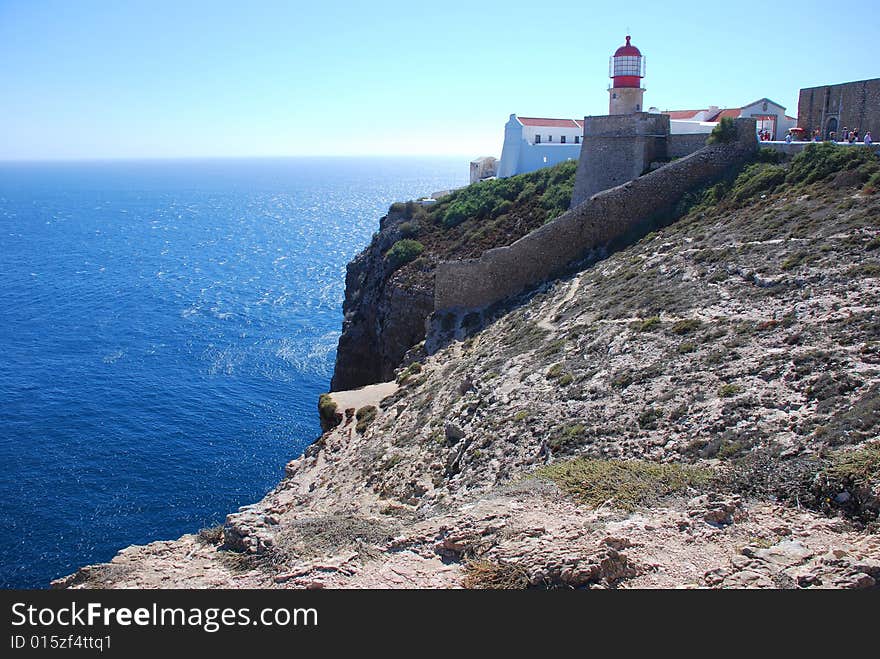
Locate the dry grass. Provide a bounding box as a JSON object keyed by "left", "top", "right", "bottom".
{"left": 537, "top": 458, "right": 712, "bottom": 511}
{"left": 461, "top": 559, "right": 530, "bottom": 589}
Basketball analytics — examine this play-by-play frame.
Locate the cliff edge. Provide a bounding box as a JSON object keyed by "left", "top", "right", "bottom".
{"left": 57, "top": 144, "right": 880, "bottom": 589}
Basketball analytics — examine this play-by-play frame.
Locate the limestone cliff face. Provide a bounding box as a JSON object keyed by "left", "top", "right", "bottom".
{"left": 330, "top": 209, "right": 433, "bottom": 391}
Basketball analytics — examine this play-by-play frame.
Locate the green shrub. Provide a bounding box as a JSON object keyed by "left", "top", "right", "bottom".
{"left": 440, "top": 160, "right": 577, "bottom": 228}
{"left": 385, "top": 239, "right": 424, "bottom": 270}
{"left": 548, "top": 423, "right": 585, "bottom": 452}
{"left": 787, "top": 142, "right": 880, "bottom": 186}
{"left": 706, "top": 117, "right": 738, "bottom": 144}
{"left": 670, "top": 318, "right": 702, "bottom": 335}
{"left": 633, "top": 316, "right": 661, "bottom": 332}
{"left": 756, "top": 147, "right": 786, "bottom": 163}
{"left": 398, "top": 221, "right": 419, "bottom": 238}
{"left": 848, "top": 262, "right": 880, "bottom": 277}
{"left": 540, "top": 177, "right": 575, "bottom": 221}
{"left": 729, "top": 163, "right": 787, "bottom": 203}
{"left": 827, "top": 442, "right": 880, "bottom": 488}
{"left": 355, "top": 405, "right": 378, "bottom": 434}
{"left": 318, "top": 393, "right": 339, "bottom": 430}
{"left": 396, "top": 361, "right": 423, "bottom": 384}
{"left": 781, "top": 251, "right": 814, "bottom": 271}
{"left": 718, "top": 383, "right": 743, "bottom": 398}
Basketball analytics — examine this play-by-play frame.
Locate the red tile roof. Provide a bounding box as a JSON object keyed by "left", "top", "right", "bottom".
{"left": 518, "top": 117, "right": 582, "bottom": 128}
{"left": 664, "top": 110, "right": 703, "bottom": 119}
{"left": 707, "top": 108, "right": 741, "bottom": 121}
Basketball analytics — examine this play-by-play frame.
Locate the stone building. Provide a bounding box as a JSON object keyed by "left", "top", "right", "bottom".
{"left": 797, "top": 78, "right": 880, "bottom": 140}
{"left": 469, "top": 156, "right": 497, "bottom": 184}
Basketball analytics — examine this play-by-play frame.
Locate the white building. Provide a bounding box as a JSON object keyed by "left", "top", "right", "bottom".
{"left": 662, "top": 98, "right": 798, "bottom": 140}
{"left": 497, "top": 115, "right": 583, "bottom": 178}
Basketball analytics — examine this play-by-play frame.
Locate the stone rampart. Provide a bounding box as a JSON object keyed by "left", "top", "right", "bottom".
{"left": 434, "top": 118, "right": 757, "bottom": 312}
{"left": 571, "top": 113, "right": 670, "bottom": 207}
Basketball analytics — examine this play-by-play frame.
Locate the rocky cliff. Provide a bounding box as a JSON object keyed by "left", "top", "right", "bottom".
{"left": 331, "top": 162, "right": 578, "bottom": 390}
{"left": 330, "top": 207, "right": 435, "bottom": 390}
{"left": 57, "top": 144, "right": 880, "bottom": 589}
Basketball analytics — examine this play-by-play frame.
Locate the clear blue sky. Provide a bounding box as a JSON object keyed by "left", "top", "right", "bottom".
{"left": 1, "top": 0, "right": 878, "bottom": 160}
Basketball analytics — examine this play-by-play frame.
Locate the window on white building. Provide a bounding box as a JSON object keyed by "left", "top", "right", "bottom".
{"left": 535, "top": 134, "right": 541, "bottom": 144}
{"left": 548, "top": 135, "right": 552, "bottom": 142}
{"left": 561, "top": 136, "right": 566, "bottom": 144}
{"left": 575, "top": 135, "right": 580, "bottom": 144}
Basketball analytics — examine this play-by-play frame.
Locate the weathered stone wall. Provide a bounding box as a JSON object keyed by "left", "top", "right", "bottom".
{"left": 667, "top": 133, "right": 710, "bottom": 159}
{"left": 434, "top": 118, "right": 757, "bottom": 312}
{"left": 798, "top": 78, "right": 880, "bottom": 139}
{"left": 571, "top": 113, "right": 670, "bottom": 207}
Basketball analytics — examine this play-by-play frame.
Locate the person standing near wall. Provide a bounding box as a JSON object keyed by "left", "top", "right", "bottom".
{"left": 865, "top": 131, "right": 873, "bottom": 145}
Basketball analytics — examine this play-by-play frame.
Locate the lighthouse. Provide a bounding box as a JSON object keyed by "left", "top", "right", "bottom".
{"left": 609, "top": 35, "right": 645, "bottom": 115}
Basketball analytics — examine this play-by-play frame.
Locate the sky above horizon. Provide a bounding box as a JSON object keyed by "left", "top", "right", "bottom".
{"left": 2, "top": 0, "right": 878, "bottom": 160}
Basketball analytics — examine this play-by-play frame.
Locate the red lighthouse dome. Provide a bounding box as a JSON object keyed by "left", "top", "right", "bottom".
{"left": 610, "top": 35, "right": 645, "bottom": 88}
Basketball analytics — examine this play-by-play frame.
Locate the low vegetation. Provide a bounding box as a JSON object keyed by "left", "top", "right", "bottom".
{"left": 706, "top": 116, "right": 738, "bottom": 144}
{"left": 382, "top": 161, "right": 578, "bottom": 284}
{"left": 537, "top": 458, "right": 712, "bottom": 511}
{"left": 396, "top": 361, "right": 423, "bottom": 385}
{"left": 355, "top": 405, "right": 378, "bottom": 434}
{"left": 461, "top": 559, "right": 530, "bottom": 589}
{"left": 717, "top": 443, "right": 879, "bottom": 527}
{"left": 385, "top": 239, "right": 424, "bottom": 271}
{"left": 196, "top": 524, "right": 224, "bottom": 545}
{"left": 827, "top": 442, "right": 880, "bottom": 489}
{"left": 677, "top": 142, "right": 880, "bottom": 217}
{"left": 318, "top": 393, "right": 339, "bottom": 430}
{"left": 441, "top": 160, "right": 576, "bottom": 228}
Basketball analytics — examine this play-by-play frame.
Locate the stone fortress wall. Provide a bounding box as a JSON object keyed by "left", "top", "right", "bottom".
{"left": 571, "top": 113, "right": 671, "bottom": 207}
{"left": 434, "top": 118, "right": 758, "bottom": 312}
{"left": 798, "top": 78, "right": 880, "bottom": 140}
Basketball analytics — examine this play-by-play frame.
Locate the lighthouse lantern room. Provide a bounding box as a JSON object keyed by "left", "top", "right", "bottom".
{"left": 608, "top": 35, "right": 646, "bottom": 115}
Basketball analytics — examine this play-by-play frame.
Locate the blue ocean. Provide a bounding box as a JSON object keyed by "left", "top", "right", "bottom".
{"left": 0, "top": 157, "right": 466, "bottom": 588}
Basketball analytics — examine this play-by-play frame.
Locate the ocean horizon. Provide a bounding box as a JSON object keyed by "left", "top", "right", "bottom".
{"left": 0, "top": 156, "right": 467, "bottom": 588}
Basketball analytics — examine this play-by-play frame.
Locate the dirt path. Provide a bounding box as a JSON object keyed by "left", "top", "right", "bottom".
{"left": 538, "top": 275, "right": 582, "bottom": 332}
{"left": 329, "top": 380, "right": 399, "bottom": 412}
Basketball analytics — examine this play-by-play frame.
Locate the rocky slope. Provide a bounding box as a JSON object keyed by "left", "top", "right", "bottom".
{"left": 58, "top": 146, "right": 880, "bottom": 589}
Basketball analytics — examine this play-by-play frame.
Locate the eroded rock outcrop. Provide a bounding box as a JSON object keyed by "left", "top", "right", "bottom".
{"left": 331, "top": 208, "right": 434, "bottom": 390}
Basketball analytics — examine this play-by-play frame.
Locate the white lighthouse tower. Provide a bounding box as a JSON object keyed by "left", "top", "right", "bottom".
{"left": 608, "top": 35, "right": 646, "bottom": 115}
